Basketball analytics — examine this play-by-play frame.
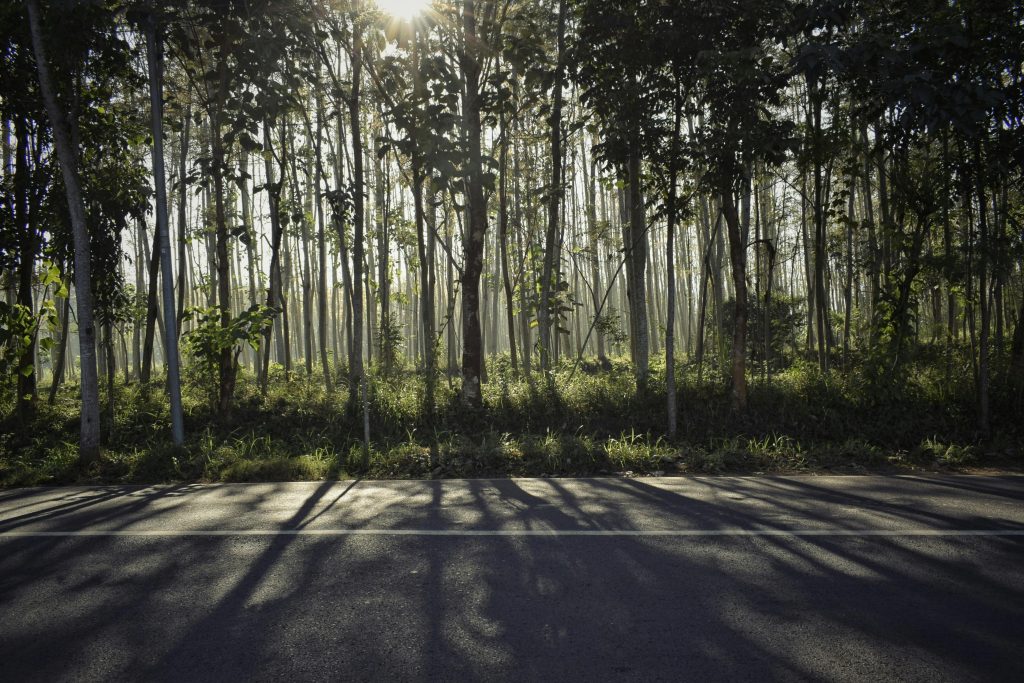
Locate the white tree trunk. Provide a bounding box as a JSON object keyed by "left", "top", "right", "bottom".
{"left": 26, "top": 0, "right": 102, "bottom": 461}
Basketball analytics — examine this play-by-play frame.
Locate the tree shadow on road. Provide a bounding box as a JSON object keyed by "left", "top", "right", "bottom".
{"left": 0, "top": 477, "right": 1022, "bottom": 681}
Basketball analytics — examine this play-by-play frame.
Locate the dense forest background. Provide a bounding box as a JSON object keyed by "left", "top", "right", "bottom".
{"left": 1, "top": 0, "right": 1022, "bottom": 483}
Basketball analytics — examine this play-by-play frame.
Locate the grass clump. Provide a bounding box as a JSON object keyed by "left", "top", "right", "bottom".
{"left": 1, "top": 346, "right": 1020, "bottom": 486}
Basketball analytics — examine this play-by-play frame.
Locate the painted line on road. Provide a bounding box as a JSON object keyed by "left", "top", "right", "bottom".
{"left": 2, "top": 528, "right": 1024, "bottom": 538}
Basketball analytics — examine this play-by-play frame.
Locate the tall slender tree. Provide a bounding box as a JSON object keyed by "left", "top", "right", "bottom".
{"left": 25, "top": 0, "right": 102, "bottom": 462}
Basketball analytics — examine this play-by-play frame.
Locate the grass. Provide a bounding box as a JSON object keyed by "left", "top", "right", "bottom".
{"left": 1, "top": 347, "right": 1021, "bottom": 486}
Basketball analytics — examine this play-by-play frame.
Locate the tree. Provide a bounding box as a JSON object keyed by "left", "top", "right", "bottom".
{"left": 348, "top": 0, "right": 371, "bottom": 464}
{"left": 573, "top": 0, "right": 667, "bottom": 395}
{"left": 456, "top": 0, "right": 489, "bottom": 407}
{"left": 5, "top": 0, "right": 1023, "bottom": 470}
{"left": 142, "top": 8, "right": 185, "bottom": 446}
{"left": 691, "top": 0, "right": 793, "bottom": 412}
{"left": 25, "top": 0, "right": 102, "bottom": 462}
{"left": 538, "top": 0, "right": 566, "bottom": 378}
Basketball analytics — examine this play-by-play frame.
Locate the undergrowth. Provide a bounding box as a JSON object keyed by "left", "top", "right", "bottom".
{"left": 1, "top": 349, "right": 1020, "bottom": 486}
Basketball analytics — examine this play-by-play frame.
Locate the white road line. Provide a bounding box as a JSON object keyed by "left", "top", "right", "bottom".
{"left": 1, "top": 528, "right": 1023, "bottom": 538}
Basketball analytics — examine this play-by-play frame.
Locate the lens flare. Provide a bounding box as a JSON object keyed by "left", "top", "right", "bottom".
{"left": 376, "top": 0, "right": 428, "bottom": 20}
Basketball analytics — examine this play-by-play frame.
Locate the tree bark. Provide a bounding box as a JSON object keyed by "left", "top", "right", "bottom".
{"left": 210, "top": 46, "right": 234, "bottom": 413}
{"left": 348, "top": 1, "right": 371, "bottom": 466}
{"left": 807, "top": 75, "right": 831, "bottom": 372}
{"left": 311, "top": 97, "right": 332, "bottom": 391}
{"left": 498, "top": 106, "right": 518, "bottom": 375}
{"left": 583, "top": 141, "right": 606, "bottom": 362}
{"left": 1010, "top": 298, "right": 1024, "bottom": 410}
{"left": 144, "top": 16, "right": 185, "bottom": 444}
{"left": 538, "top": 0, "right": 566, "bottom": 377}
{"left": 260, "top": 121, "right": 285, "bottom": 394}
{"left": 47, "top": 278, "right": 72, "bottom": 404}
{"left": 373, "top": 133, "right": 391, "bottom": 374}
{"left": 665, "top": 77, "right": 682, "bottom": 439}
{"left": 176, "top": 105, "right": 190, "bottom": 333}
{"left": 140, "top": 213, "right": 160, "bottom": 383}
{"left": 623, "top": 144, "right": 649, "bottom": 393}
{"left": 722, "top": 179, "right": 748, "bottom": 412}
{"left": 26, "top": 0, "right": 102, "bottom": 462}
{"left": 410, "top": 28, "right": 437, "bottom": 411}
{"left": 13, "top": 116, "right": 38, "bottom": 413}
{"left": 458, "top": 0, "right": 487, "bottom": 406}
{"left": 975, "top": 143, "right": 990, "bottom": 436}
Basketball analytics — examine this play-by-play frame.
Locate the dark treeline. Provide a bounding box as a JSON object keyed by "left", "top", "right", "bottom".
{"left": 1, "top": 0, "right": 1022, "bottom": 468}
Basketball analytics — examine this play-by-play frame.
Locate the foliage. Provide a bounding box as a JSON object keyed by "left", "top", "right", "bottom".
{"left": 183, "top": 305, "right": 277, "bottom": 405}
{"left": 377, "top": 312, "right": 404, "bottom": 375}
{"left": 723, "top": 295, "right": 805, "bottom": 368}
{"left": 0, "top": 302, "right": 43, "bottom": 384}
{"left": 0, "top": 261, "right": 65, "bottom": 385}
{"left": 2, "top": 352, "right": 1019, "bottom": 486}
{"left": 594, "top": 310, "right": 628, "bottom": 354}
{"left": 2, "top": 0, "right": 1023, "bottom": 476}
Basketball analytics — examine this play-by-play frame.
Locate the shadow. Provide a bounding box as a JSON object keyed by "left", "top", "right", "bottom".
{"left": 295, "top": 478, "right": 360, "bottom": 529}
{"left": 0, "top": 487, "right": 64, "bottom": 505}
{"left": 892, "top": 474, "right": 1024, "bottom": 501}
{"left": 134, "top": 480, "right": 339, "bottom": 680}
{"left": 0, "top": 477, "right": 1022, "bottom": 681}
{"left": 0, "top": 484, "right": 195, "bottom": 533}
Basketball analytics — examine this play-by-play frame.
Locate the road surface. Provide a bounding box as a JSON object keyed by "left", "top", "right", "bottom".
{"left": 1, "top": 475, "right": 1022, "bottom": 681}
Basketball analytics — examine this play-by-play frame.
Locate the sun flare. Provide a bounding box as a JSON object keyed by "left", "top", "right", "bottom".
{"left": 376, "top": 0, "right": 429, "bottom": 20}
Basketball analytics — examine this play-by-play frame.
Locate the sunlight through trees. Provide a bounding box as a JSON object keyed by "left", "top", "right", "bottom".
{"left": 1, "top": 0, "right": 1021, "bottom": 474}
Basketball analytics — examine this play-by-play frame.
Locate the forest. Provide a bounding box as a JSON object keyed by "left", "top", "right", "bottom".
{"left": 1, "top": 0, "right": 1022, "bottom": 484}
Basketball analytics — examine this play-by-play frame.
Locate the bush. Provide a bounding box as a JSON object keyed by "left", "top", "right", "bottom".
{"left": 723, "top": 293, "right": 805, "bottom": 369}
{"left": 1, "top": 348, "right": 1019, "bottom": 485}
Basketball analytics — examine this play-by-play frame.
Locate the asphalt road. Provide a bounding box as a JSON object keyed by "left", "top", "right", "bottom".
{"left": 1, "top": 475, "right": 1022, "bottom": 682}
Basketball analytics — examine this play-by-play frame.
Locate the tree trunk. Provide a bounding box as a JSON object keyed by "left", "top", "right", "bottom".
{"left": 176, "top": 105, "right": 190, "bottom": 333}
{"left": 458, "top": 0, "right": 487, "bottom": 407}
{"left": 1010, "top": 298, "right": 1024, "bottom": 410}
{"left": 373, "top": 133, "right": 391, "bottom": 374}
{"left": 140, "top": 211, "right": 161, "bottom": 383}
{"left": 843, "top": 177, "right": 855, "bottom": 369}
{"left": 665, "top": 79, "right": 682, "bottom": 438}
{"left": 132, "top": 220, "right": 144, "bottom": 379}
{"left": 261, "top": 121, "right": 285, "bottom": 394}
{"left": 103, "top": 321, "right": 116, "bottom": 436}
{"left": 584, "top": 142, "right": 606, "bottom": 362}
{"left": 808, "top": 76, "right": 831, "bottom": 372}
{"left": 513, "top": 131, "right": 532, "bottom": 379}
{"left": 349, "top": 2, "right": 371, "bottom": 466}
{"left": 240, "top": 147, "right": 260, "bottom": 373}
{"left": 278, "top": 130, "right": 293, "bottom": 379}
{"left": 145, "top": 17, "right": 185, "bottom": 444}
{"left": 498, "top": 108, "right": 518, "bottom": 375}
{"left": 538, "top": 0, "right": 566, "bottom": 377}
{"left": 312, "top": 98, "right": 332, "bottom": 391}
{"left": 210, "top": 49, "right": 234, "bottom": 413}
{"left": 411, "top": 29, "right": 437, "bottom": 411}
{"left": 27, "top": 0, "right": 101, "bottom": 461}
{"left": 722, "top": 179, "right": 748, "bottom": 412}
{"left": 624, "top": 144, "right": 649, "bottom": 393}
{"left": 47, "top": 281, "right": 72, "bottom": 405}
{"left": 975, "top": 144, "right": 990, "bottom": 436}
{"left": 13, "top": 116, "right": 39, "bottom": 414}
{"left": 286, "top": 118, "right": 315, "bottom": 377}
